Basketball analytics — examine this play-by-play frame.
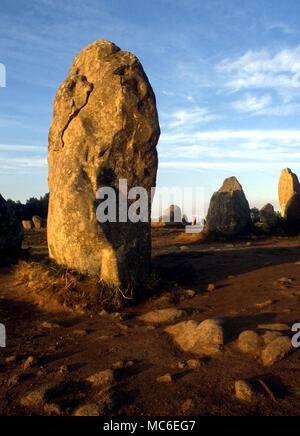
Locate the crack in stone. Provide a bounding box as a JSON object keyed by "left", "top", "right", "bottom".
{"left": 61, "top": 79, "right": 94, "bottom": 147}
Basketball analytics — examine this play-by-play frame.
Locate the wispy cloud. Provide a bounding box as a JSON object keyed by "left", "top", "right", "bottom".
{"left": 232, "top": 93, "right": 272, "bottom": 113}
{"left": 165, "top": 107, "right": 222, "bottom": 129}
{"left": 218, "top": 46, "right": 300, "bottom": 91}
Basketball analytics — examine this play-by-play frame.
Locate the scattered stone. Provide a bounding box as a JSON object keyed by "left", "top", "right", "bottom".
{"left": 238, "top": 331, "right": 262, "bottom": 355}
{"left": 73, "top": 329, "right": 88, "bottom": 336}
{"left": 207, "top": 283, "right": 215, "bottom": 292}
{"left": 187, "top": 359, "right": 202, "bottom": 369}
{"left": 165, "top": 319, "right": 224, "bottom": 356}
{"left": 59, "top": 365, "right": 70, "bottom": 375}
{"left": 262, "top": 331, "right": 283, "bottom": 345}
{"left": 179, "top": 245, "right": 189, "bottom": 252}
{"left": 157, "top": 373, "right": 172, "bottom": 383}
{"left": 206, "top": 177, "right": 251, "bottom": 236}
{"left": 255, "top": 300, "right": 274, "bottom": 309}
{"left": 257, "top": 323, "right": 290, "bottom": 332}
{"left": 47, "top": 40, "right": 160, "bottom": 291}
{"left": 5, "top": 356, "right": 17, "bottom": 364}
{"left": 124, "top": 361, "right": 135, "bottom": 368}
{"left": 138, "top": 308, "right": 186, "bottom": 325}
{"left": 32, "top": 215, "right": 43, "bottom": 230}
{"left": 261, "top": 336, "right": 294, "bottom": 366}
{"left": 42, "top": 321, "right": 61, "bottom": 330}
{"left": 87, "top": 369, "right": 115, "bottom": 388}
{"left": 235, "top": 380, "right": 255, "bottom": 402}
{"left": 112, "top": 361, "right": 124, "bottom": 370}
{"left": 178, "top": 362, "right": 185, "bottom": 369}
{"left": 74, "top": 404, "right": 100, "bottom": 416}
{"left": 183, "top": 290, "right": 196, "bottom": 299}
{"left": 22, "top": 220, "right": 33, "bottom": 230}
{"left": 23, "top": 356, "right": 38, "bottom": 371}
{"left": 99, "top": 310, "right": 109, "bottom": 317}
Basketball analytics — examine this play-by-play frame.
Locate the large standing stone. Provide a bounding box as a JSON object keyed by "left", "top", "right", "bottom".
{"left": 0, "top": 194, "right": 23, "bottom": 255}
{"left": 260, "top": 204, "right": 275, "bottom": 223}
{"left": 278, "top": 168, "right": 300, "bottom": 218}
{"left": 206, "top": 177, "right": 251, "bottom": 236}
{"left": 48, "top": 40, "right": 160, "bottom": 291}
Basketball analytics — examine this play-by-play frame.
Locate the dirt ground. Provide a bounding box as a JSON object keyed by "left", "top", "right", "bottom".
{"left": 0, "top": 228, "right": 300, "bottom": 416}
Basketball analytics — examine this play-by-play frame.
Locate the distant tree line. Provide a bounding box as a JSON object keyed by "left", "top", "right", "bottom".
{"left": 7, "top": 193, "right": 49, "bottom": 221}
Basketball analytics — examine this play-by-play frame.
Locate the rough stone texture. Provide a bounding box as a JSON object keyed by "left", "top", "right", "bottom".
{"left": 22, "top": 220, "right": 33, "bottom": 230}
{"left": 165, "top": 319, "right": 224, "bottom": 356}
{"left": 86, "top": 369, "right": 115, "bottom": 387}
{"left": 278, "top": 168, "right": 300, "bottom": 218}
{"left": 261, "top": 336, "right": 293, "bottom": 366}
{"left": 48, "top": 40, "right": 160, "bottom": 290}
{"left": 138, "top": 308, "right": 186, "bottom": 324}
{"left": 0, "top": 194, "right": 23, "bottom": 254}
{"left": 206, "top": 177, "right": 251, "bottom": 236}
{"left": 260, "top": 204, "right": 275, "bottom": 222}
{"left": 32, "top": 215, "right": 42, "bottom": 229}
{"left": 285, "top": 193, "right": 300, "bottom": 225}
{"left": 235, "top": 380, "right": 255, "bottom": 403}
{"left": 238, "top": 330, "right": 262, "bottom": 355}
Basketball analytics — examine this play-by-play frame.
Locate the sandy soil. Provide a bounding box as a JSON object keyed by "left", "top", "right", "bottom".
{"left": 0, "top": 229, "right": 300, "bottom": 416}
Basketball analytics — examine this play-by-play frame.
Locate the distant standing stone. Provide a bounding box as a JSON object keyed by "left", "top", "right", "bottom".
{"left": 32, "top": 215, "right": 43, "bottom": 230}
{"left": 206, "top": 177, "right": 251, "bottom": 236}
{"left": 278, "top": 168, "right": 300, "bottom": 218}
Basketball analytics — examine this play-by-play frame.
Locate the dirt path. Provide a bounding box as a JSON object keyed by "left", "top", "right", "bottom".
{"left": 0, "top": 230, "right": 300, "bottom": 415}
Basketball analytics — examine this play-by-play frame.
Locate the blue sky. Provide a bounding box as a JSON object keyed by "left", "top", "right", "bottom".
{"left": 1, "top": 0, "right": 300, "bottom": 214}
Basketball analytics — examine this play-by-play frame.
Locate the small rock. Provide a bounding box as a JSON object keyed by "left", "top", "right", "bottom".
{"left": 262, "top": 331, "right": 283, "bottom": 345}
{"left": 207, "top": 284, "right": 215, "bottom": 292}
{"left": 138, "top": 308, "right": 186, "bottom": 325}
{"left": 42, "top": 321, "right": 60, "bottom": 330}
{"left": 187, "top": 359, "right": 202, "bottom": 369}
{"left": 59, "top": 365, "right": 70, "bottom": 375}
{"left": 112, "top": 361, "right": 124, "bottom": 370}
{"left": 166, "top": 319, "right": 224, "bottom": 356}
{"left": 5, "top": 356, "right": 17, "bottom": 364}
{"left": 73, "top": 329, "right": 88, "bottom": 336}
{"left": 23, "top": 356, "right": 37, "bottom": 371}
{"left": 257, "top": 323, "right": 290, "bottom": 332}
{"left": 97, "top": 388, "right": 123, "bottom": 414}
{"left": 235, "top": 380, "right": 255, "bottom": 402}
{"left": 238, "top": 331, "right": 262, "bottom": 355}
{"left": 157, "top": 373, "right": 172, "bottom": 383}
{"left": 261, "top": 336, "right": 294, "bottom": 366}
{"left": 178, "top": 362, "right": 185, "bottom": 369}
{"left": 99, "top": 309, "right": 109, "bottom": 317}
{"left": 87, "top": 369, "right": 115, "bottom": 387}
{"left": 125, "top": 361, "right": 135, "bottom": 368}
{"left": 183, "top": 289, "right": 196, "bottom": 299}
{"left": 179, "top": 245, "right": 189, "bottom": 252}
{"left": 255, "top": 300, "right": 274, "bottom": 309}
{"left": 74, "top": 404, "right": 100, "bottom": 416}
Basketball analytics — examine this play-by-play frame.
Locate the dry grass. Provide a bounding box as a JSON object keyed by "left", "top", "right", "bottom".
{"left": 14, "top": 260, "right": 132, "bottom": 313}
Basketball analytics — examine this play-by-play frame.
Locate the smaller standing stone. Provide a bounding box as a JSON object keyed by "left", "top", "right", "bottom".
{"left": 22, "top": 220, "right": 33, "bottom": 230}
{"left": 32, "top": 215, "right": 43, "bottom": 230}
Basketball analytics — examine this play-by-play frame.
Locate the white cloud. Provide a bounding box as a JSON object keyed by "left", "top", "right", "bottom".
{"left": 0, "top": 144, "right": 45, "bottom": 152}
{"left": 218, "top": 46, "right": 300, "bottom": 91}
{"left": 164, "top": 107, "right": 222, "bottom": 129}
{"left": 232, "top": 93, "right": 272, "bottom": 113}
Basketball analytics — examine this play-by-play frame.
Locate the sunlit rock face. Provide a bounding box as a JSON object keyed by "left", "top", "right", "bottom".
{"left": 206, "top": 176, "right": 251, "bottom": 236}
{"left": 48, "top": 40, "right": 160, "bottom": 291}
{"left": 0, "top": 194, "right": 23, "bottom": 254}
{"left": 278, "top": 168, "right": 300, "bottom": 219}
